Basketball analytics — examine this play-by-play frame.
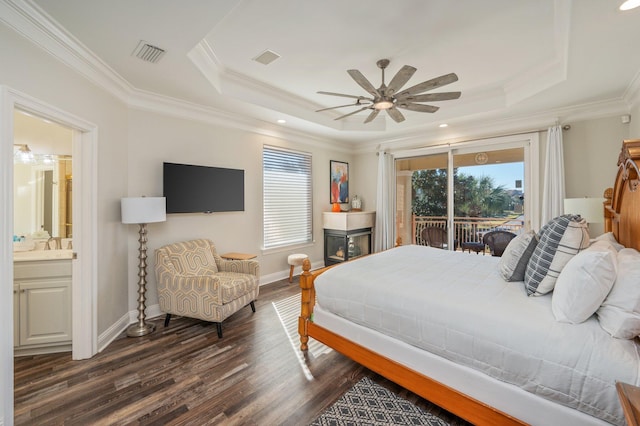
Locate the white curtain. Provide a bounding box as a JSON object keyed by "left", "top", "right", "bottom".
{"left": 375, "top": 151, "right": 395, "bottom": 252}
{"left": 541, "top": 125, "right": 565, "bottom": 225}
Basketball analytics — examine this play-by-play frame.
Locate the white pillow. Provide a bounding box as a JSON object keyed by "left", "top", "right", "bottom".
{"left": 498, "top": 231, "right": 538, "bottom": 281}
{"left": 552, "top": 241, "right": 617, "bottom": 324}
{"left": 591, "top": 232, "right": 624, "bottom": 251}
{"left": 597, "top": 248, "right": 640, "bottom": 338}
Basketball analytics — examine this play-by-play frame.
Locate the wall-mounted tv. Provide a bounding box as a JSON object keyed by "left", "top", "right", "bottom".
{"left": 163, "top": 162, "right": 244, "bottom": 214}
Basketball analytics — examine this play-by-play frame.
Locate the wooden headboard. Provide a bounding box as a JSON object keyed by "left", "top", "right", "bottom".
{"left": 604, "top": 139, "right": 640, "bottom": 250}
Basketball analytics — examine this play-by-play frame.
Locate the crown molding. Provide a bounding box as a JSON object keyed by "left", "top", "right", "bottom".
{"left": 0, "top": 0, "right": 349, "bottom": 151}
{"left": 0, "top": 0, "right": 132, "bottom": 102}
{"left": 502, "top": 0, "right": 570, "bottom": 106}
{"left": 352, "top": 96, "right": 631, "bottom": 154}
{"left": 127, "top": 88, "right": 349, "bottom": 153}
{"left": 2, "top": 0, "right": 637, "bottom": 157}
{"left": 624, "top": 69, "right": 640, "bottom": 107}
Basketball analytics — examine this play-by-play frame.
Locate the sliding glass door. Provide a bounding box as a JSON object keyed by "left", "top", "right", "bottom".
{"left": 452, "top": 147, "right": 525, "bottom": 252}
{"left": 395, "top": 134, "right": 536, "bottom": 250}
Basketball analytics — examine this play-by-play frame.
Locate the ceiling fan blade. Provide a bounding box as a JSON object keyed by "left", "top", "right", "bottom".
{"left": 395, "top": 73, "right": 459, "bottom": 97}
{"left": 364, "top": 109, "right": 380, "bottom": 123}
{"left": 386, "top": 65, "right": 417, "bottom": 96}
{"left": 334, "top": 106, "right": 370, "bottom": 121}
{"left": 386, "top": 107, "right": 405, "bottom": 123}
{"left": 347, "top": 69, "right": 380, "bottom": 98}
{"left": 396, "top": 91, "right": 461, "bottom": 102}
{"left": 397, "top": 103, "right": 440, "bottom": 113}
{"left": 316, "top": 103, "right": 369, "bottom": 112}
{"left": 318, "top": 91, "right": 373, "bottom": 101}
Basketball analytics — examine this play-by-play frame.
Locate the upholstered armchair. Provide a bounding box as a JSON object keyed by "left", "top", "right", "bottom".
{"left": 154, "top": 239, "right": 259, "bottom": 338}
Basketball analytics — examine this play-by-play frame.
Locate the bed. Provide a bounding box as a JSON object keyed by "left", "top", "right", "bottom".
{"left": 299, "top": 139, "right": 640, "bottom": 426}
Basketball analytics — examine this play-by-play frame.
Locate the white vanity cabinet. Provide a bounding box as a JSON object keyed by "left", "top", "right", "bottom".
{"left": 14, "top": 259, "right": 72, "bottom": 355}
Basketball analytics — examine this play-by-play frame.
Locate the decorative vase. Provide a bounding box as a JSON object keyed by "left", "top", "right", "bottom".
{"left": 351, "top": 195, "right": 362, "bottom": 211}
{"left": 332, "top": 202, "right": 341, "bottom": 212}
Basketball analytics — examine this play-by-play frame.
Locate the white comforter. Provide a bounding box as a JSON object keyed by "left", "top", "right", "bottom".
{"left": 314, "top": 245, "right": 640, "bottom": 425}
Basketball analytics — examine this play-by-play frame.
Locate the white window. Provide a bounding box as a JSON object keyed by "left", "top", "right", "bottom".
{"left": 263, "top": 146, "right": 313, "bottom": 249}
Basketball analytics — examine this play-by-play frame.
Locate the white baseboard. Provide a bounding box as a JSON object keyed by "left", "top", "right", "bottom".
{"left": 98, "top": 263, "right": 323, "bottom": 352}
{"left": 259, "top": 260, "right": 325, "bottom": 286}
{"left": 97, "top": 311, "right": 129, "bottom": 353}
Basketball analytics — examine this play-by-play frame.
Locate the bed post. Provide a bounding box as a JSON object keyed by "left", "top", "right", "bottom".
{"left": 298, "top": 258, "right": 314, "bottom": 351}
{"left": 603, "top": 187, "right": 613, "bottom": 233}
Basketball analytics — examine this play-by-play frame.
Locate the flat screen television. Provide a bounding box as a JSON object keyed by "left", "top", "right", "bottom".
{"left": 163, "top": 162, "right": 244, "bottom": 213}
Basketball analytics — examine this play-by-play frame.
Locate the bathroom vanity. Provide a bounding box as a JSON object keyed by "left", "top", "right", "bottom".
{"left": 13, "top": 250, "right": 73, "bottom": 355}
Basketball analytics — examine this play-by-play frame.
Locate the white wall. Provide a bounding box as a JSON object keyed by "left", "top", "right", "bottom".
{"left": 125, "top": 109, "right": 354, "bottom": 309}
{"left": 630, "top": 103, "right": 640, "bottom": 137}
{"left": 563, "top": 116, "right": 629, "bottom": 199}
{"left": 2, "top": 25, "right": 134, "bottom": 336}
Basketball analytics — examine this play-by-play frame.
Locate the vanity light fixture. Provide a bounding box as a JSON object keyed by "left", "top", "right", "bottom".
{"left": 14, "top": 144, "right": 34, "bottom": 164}
{"left": 121, "top": 196, "right": 166, "bottom": 337}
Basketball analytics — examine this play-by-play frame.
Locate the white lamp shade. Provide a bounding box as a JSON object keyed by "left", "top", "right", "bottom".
{"left": 121, "top": 197, "right": 166, "bottom": 224}
{"left": 564, "top": 198, "right": 605, "bottom": 224}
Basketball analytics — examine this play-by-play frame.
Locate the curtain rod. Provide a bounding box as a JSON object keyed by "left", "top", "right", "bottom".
{"left": 378, "top": 124, "right": 570, "bottom": 154}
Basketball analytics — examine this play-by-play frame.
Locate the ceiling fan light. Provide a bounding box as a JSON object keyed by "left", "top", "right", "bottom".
{"left": 374, "top": 100, "right": 394, "bottom": 110}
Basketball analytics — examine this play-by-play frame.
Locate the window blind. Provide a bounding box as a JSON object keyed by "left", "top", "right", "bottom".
{"left": 263, "top": 146, "right": 313, "bottom": 249}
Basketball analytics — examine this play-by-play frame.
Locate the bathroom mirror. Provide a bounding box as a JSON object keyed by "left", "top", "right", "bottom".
{"left": 13, "top": 110, "right": 73, "bottom": 241}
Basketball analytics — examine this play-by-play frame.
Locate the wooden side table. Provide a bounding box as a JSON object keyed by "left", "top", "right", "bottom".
{"left": 617, "top": 381, "right": 640, "bottom": 426}
{"left": 220, "top": 252, "right": 257, "bottom": 260}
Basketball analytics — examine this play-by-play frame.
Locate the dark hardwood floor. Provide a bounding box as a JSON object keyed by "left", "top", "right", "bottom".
{"left": 14, "top": 278, "right": 467, "bottom": 425}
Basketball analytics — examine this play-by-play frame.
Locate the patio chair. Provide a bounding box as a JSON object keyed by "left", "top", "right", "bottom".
{"left": 482, "top": 230, "right": 517, "bottom": 257}
{"left": 421, "top": 226, "right": 449, "bottom": 249}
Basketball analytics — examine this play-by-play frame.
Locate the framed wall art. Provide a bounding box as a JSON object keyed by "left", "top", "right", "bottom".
{"left": 330, "top": 160, "right": 349, "bottom": 203}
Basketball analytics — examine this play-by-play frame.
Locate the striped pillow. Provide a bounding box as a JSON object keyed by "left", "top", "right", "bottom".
{"left": 524, "top": 215, "right": 590, "bottom": 296}
{"left": 499, "top": 230, "right": 538, "bottom": 282}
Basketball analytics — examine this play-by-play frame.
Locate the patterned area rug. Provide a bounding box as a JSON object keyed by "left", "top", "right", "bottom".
{"left": 311, "top": 377, "right": 456, "bottom": 426}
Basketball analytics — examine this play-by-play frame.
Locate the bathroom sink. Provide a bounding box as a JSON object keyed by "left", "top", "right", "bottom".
{"left": 13, "top": 249, "right": 74, "bottom": 261}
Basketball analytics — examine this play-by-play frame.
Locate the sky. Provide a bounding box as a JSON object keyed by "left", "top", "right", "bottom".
{"left": 457, "top": 162, "right": 524, "bottom": 191}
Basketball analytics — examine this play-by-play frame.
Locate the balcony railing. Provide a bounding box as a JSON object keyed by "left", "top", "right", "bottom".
{"left": 412, "top": 215, "right": 524, "bottom": 248}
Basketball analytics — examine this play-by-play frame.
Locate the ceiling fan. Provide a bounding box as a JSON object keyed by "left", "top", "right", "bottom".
{"left": 316, "top": 59, "right": 461, "bottom": 124}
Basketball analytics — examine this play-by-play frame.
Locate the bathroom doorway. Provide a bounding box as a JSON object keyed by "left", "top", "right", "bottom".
{"left": 13, "top": 110, "right": 74, "bottom": 355}
{"left": 1, "top": 87, "right": 98, "bottom": 362}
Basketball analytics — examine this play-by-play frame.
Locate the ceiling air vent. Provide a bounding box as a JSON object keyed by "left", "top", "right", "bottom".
{"left": 253, "top": 49, "right": 280, "bottom": 65}
{"left": 132, "top": 40, "right": 166, "bottom": 64}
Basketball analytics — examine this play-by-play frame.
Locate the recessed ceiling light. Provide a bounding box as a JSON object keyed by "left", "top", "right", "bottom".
{"left": 277, "top": 119, "right": 286, "bottom": 124}
{"left": 620, "top": 0, "right": 640, "bottom": 10}
{"left": 439, "top": 123, "right": 448, "bottom": 128}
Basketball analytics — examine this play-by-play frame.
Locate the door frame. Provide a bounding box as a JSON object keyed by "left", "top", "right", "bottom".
{"left": 1, "top": 85, "right": 98, "bottom": 422}
{"left": 394, "top": 132, "right": 540, "bottom": 247}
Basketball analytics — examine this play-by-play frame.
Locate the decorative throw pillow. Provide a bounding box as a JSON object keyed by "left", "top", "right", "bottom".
{"left": 524, "top": 215, "right": 590, "bottom": 296}
{"left": 591, "top": 232, "right": 625, "bottom": 251}
{"left": 596, "top": 248, "right": 640, "bottom": 338}
{"left": 551, "top": 241, "right": 617, "bottom": 324}
{"left": 498, "top": 230, "right": 538, "bottom": 281}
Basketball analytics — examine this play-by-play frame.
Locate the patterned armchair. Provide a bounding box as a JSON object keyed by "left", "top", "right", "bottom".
{"left": 154, "top": 239, "right": 259, "bottom": 338}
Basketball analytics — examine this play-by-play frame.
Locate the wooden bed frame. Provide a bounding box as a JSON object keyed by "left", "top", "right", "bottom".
{"left": 299, "top": 139, "right": 640, "bottom": 426}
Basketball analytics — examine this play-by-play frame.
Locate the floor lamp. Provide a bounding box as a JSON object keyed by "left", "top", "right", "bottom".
{"left": 121, "top": 196, "right": 166, "bottom": 337}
